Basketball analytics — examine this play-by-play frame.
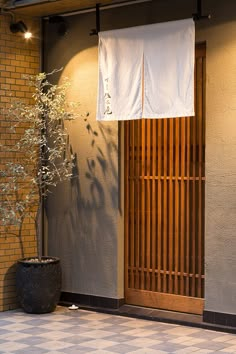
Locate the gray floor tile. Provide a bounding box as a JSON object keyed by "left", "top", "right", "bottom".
{"left": 150, "top": 342, "right": 187, "bottom": 351}
{"left": 13, "top": 347, "right": 47, "bottom": 354}
{"left": 20, "top": 327, "right": 52, "bottom": 335}
{"left": 105, "top": 343, "right": 143, "bottom": 353}
{"left": 59, "top": 347, "right": 95, "bottom": 353}
{"left": 190, "top": 330, "right": 225, "bottom": 340}
{"left": 101, "top": 333, "right": 139, "bottom": 343}
{"left": 62, "top": 335, "right": 97, "bottom": 344}
{"left": 14, "top": 336, "right": 48, "bottom": 345}
{"left": 0, "top": 306, "right": 235, "bottom": 354}
{"left": 195, "top": 340, "right": 234, "bottom": 350}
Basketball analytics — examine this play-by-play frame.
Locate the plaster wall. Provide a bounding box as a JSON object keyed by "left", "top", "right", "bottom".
{"left": 197, "top": 0, "right": 236, "bottom": 315}
{"left": 44, "top": 0, "right": 236, "bottom": 314}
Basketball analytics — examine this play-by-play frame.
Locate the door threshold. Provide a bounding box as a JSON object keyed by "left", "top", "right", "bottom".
{"left": 118, "top": 305, "right": 236, "bottom": 333}
{"left": 119, "top": 304, "right": 203, "bottom": 326}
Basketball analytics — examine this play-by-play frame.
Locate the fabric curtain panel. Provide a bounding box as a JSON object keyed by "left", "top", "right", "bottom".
{"left": 97, "top": 18, "right": 195, "bottom": 121}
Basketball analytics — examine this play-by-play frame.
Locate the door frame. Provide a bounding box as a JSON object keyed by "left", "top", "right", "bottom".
{"left": 123, "top": 43, "right": 206, "bottom": 315}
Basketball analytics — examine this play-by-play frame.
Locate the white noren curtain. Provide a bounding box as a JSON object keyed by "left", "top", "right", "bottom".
{"left": 97, "top": 18, "right": 195, "bottom": 121}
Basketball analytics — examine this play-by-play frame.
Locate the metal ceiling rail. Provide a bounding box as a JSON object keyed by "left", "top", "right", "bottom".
{"left": 57, "top": 0, "right": 152, "bottom": 18}
{"left": 2, "top": 0, "right": 211, "bottom": 22}
{"left": 5, "top": 0, "right": 61, "bottom": 8}
{"left": 4, "top": 0, "right": 152, "bottom": 13}
{"left": 1, "top": 0, "right": 211, "bottom": 36}
{"left": 89, "top": 0, "right": 211, "bottom": 36}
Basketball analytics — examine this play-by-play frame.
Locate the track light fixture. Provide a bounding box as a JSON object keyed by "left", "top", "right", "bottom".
{"left": 10, "top": 21, "right": 32, "bottom": 39}
{"left": 49, "top": 16, "right": 68, "bottom": 36}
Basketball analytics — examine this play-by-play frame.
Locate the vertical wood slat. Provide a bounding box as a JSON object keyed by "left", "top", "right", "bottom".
{"left": 135, "top": 120, "right": 140, "bottom": 289}
{"left": 197, "top": 57, "right": 203, "bottom": 298}
{"left": 174, "top": 118, "right": 179, "bottom": 295}
{"left": 157, "top": 119, "right": 162, "bottom": 292}
{"left": 130, "top": 120, "right": 135, "bottom": 289}
{"left": 151, "top": 119, "right": 157, "bottom": 292}
{"left": 146, "top": 119, "right": 151, "bottom": 290}
{"left": 168, "top": 119, "right": 174, "bottom": 294}
{"left": 163, "top": 119, "right": 168, "bottom": 293}
{"left": 191, "top": 60, "right": 197, "bottom": 297}
{"left": 125, "top": 43, "right": 206, "bottom": 313}
{"left": 124, "top": 121, "right": 129, "bottom": 291}
{"left": 202, "top": 55, "right": 206, "bottom": 297}
{"left": 141, "top": 119, "right": 145, "bottom": 290}
{"left": 180, "top": 117, "right": 185, "bottom": 295}
{"left": 186, "top": 116, "right": 191, "bottom": 296}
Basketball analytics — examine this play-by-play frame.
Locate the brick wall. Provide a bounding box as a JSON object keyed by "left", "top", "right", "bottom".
{"left": 0, "top": 14, "right": 40, "bottom": 311}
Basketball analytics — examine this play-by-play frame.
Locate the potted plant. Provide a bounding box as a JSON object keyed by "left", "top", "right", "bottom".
{"left": 0, "top": 71, "right": 79, "bottom": 313}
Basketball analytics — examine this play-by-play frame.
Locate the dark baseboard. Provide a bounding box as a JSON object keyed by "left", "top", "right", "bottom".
{"left": 203, "top": 310, "right": 236, "bottom": 328}
{"left": 60, "top": 292, "right": 125, "bottom": 309}
{"left": 59, "top": 294, "right": 236, "bottom": 334}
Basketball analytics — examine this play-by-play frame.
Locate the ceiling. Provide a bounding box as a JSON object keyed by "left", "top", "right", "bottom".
{"left": 4, "top": 0, "right": 138, "bottom": 17}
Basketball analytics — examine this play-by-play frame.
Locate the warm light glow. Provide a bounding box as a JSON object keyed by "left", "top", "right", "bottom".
{"left": 24, "top": 31, "right": 32, "bottom": 39}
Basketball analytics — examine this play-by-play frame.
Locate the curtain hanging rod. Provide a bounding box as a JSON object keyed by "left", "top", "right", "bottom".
{"left": 48, "top": 0, "right": 210, "bottom": 21}
{"left": 90, "top": 3, "right": 100, "bottom": 36}
{"left": 193, "top": 0, "right": 211, "bottom": 21}
{"left": 89, "top": 0, "right": 211, "bottom": 36}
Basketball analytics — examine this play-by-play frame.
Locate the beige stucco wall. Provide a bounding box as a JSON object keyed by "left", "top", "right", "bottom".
{"left": 44, "top": 14, "right": 122, "bottom": 299}
{"left": 196, "top": 0, "right": 236, "bottom": 315}
{"left": 44, "top": 0, "right": 236, "bottom": 313}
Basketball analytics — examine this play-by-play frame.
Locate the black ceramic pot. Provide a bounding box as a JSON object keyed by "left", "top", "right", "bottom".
{"left": 16, "top": 257, "right": 62, "bottom": 314}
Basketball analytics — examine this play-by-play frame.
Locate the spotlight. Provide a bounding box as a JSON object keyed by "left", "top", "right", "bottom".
{"left": 10, "top": 21, "right": 32, "bottom": 39}
{"left": 24, "top": 31, "right": 32, "bottom": 39}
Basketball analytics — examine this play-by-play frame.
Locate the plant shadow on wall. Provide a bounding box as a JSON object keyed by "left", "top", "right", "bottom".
{"left": 85, "top": 119, "right": 118, "bottom": 209}
{"left": 46, "top": 115, "right": 119, "bottom": 296}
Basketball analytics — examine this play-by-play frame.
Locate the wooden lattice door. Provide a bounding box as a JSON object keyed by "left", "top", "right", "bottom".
{"left": 124, "top": 44, "right": 206, "bottom": 315}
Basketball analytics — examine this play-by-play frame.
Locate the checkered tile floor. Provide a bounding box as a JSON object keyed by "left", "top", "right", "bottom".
{"left": 0, "top": 307, "right": 236, "bottom": 353}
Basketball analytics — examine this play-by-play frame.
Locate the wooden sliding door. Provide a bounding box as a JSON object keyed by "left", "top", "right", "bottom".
{"left": 124, "top": 44, "right": 206, "bottom": 315}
